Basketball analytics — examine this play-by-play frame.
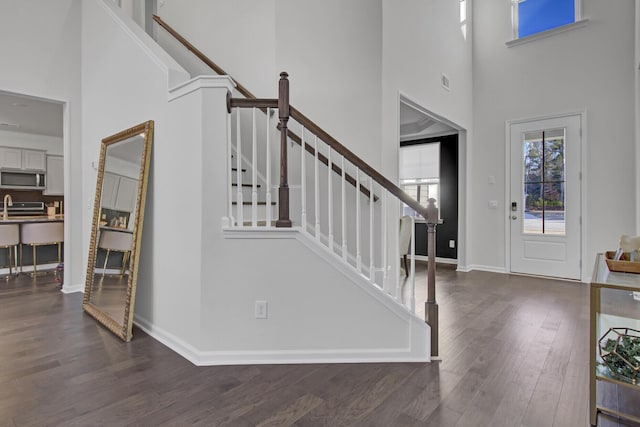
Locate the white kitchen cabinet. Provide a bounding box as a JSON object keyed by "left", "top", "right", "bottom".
{"left": 23, "top": 150, "right": 46, "bottom": 170}
{"left": 101, "top": 173, "right": 138, "bottom": 213}
{"left": 101, "top": 173, "right": 119, "bottom": 209}
{"left": 0, "top": 147, "right": 46, "bottom": 171}
{"left": 114, "top": 176, "right": 138, "bottom": 213}
{"left": 0, "top": 147, "right": 23, "bottom": 169}
{"left": 44, "top": 155, "right": 64, "bottom": 196}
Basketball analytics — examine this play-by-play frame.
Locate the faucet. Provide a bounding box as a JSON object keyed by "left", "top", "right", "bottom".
{"left": 3, "top": 194, "right": 12, "bottom": 220}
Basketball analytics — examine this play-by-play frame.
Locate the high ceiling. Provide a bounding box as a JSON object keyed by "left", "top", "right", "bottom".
{"left": 400, "top": 102, "right": 457, "bottom": 142}
{"left": 0, "top": 92, "right": 63, "bottom": 138}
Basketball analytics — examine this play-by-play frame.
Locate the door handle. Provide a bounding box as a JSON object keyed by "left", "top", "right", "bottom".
{"left": 511, "top": 215, "right": 517, "bottom": 220}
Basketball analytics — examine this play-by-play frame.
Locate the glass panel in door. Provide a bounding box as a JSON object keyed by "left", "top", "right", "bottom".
{"left": 522, "top": 129, "right": 566, "bottom": 236}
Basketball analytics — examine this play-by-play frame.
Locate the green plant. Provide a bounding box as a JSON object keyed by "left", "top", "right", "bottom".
{"left": 599, "top": 328, "right": 640, "bottom": 384}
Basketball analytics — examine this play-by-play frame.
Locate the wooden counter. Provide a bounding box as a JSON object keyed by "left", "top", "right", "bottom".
{"left": 0, "top": 215, "right": 64, "bottom": 224}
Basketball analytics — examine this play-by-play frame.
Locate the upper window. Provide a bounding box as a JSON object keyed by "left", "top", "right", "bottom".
{"left": 513, "top": 0, "right": 580, "bottom": 39}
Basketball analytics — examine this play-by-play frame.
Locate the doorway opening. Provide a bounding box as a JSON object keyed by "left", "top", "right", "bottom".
{"left": 0, "top": 91, "right": 66, "bottom": 286}
{"left": 398, "top": 96, "right": 467, "bottom": 268}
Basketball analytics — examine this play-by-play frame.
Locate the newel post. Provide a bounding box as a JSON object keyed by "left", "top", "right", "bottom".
{"left": 425, "top": 198, "right": 440, "bottom": 358}
{"left": 276, "top": 72, "right": 292, "bottom": 227}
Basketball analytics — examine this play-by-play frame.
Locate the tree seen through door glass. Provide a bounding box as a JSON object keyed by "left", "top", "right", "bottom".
{"left": 522, "top": 129, "right": 566, "bottom": 235}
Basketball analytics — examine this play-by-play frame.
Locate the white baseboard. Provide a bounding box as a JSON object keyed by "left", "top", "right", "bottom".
{"left": 462, "top": 264, "right": 508, "bottom": 274}
{"left": 193, "top": 350, "right": 430, "bottom": 366}
{"left": 61, "top": 283, "right": 84, "bottom": 294}
{"left": 133, "top": 314, "right": 201, "bottom": 365}
{"left": 414, "top": 255, "right": 457, "bottom": 265}
{"left": 133, "top": 314, "right": 430, "bottom": 366}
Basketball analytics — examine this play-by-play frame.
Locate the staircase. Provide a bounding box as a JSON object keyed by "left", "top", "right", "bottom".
{"left": 151, "top": 13, "right": 439, "bottom": 359}
{"left": 87, "top": 2, "right": 437, "bottom": 365}
{"left": 230, "top": 154, "right": 276, "bottom": 226}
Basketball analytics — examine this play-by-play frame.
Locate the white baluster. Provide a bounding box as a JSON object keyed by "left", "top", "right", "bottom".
{"left": 300, "top": 125, "right": 306, "bottom": 232}
{"left": 382, "top": 190, "right": 388, "bottom": 290}
{"left": 251, "top": 107, "right": 257, "bottom": 227}
{"left": 410, "top": 215, "right": 416, "bottom": 314}
{"left": 369, "top": 176, "right": 374, "bottom": 283}
{"left": 227, "top": 110, "right": 234, "bottom": 226}
{"left": 394, "top": 199, "right": 401, "bottom": 301}
{"left": 327, "top": 147, "right": 333, "bottom": 251}
{"left": 341, "top": 155, "right": 347, "bottom": 261}
{"left": 266, "top": 108, "right": 272, "bottom": 227}
{"left": 236, "top": 108, "right": 243, "bottom": 226}
{"left": 356, "top": 167, "right": 362, "bottom": 273}
{"left": 314, "top": 135, "right": 320, "bottom": 242}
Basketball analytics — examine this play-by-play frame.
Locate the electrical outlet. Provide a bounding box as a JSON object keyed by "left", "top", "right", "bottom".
{"left": 449, "top": 240, "right": 455, "bottom": 249}
{"left": 441, "top": 73, "right": 450, "bottom": 91}
{"left": 255, "top": 301, "right": 268, "bottom": 319}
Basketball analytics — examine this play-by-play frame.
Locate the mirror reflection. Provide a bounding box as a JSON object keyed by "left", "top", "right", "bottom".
{"left": 83, "top": 121, "right": 153, "bottom": 342}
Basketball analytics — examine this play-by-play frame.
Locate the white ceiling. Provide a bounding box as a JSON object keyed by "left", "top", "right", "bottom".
{"left": 400, "top": 102, "right": 457, "bottom": 141}
{"left": 0, "top": 92, "right": 63, "bottom": 138}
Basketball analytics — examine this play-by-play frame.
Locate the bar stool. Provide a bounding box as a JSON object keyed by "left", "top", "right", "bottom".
{"left": 0, "top": 224, "right": 19, "bottom": 278}
{"left": 98, "top": 230, "right": 133, "bottom": 277}
{"left": 20, "top": 222, "right": 64, "bottom": 275}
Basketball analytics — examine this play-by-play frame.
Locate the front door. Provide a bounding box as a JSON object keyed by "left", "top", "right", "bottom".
{"left": 509, "top": 115, "right": 581, "bottom": 280}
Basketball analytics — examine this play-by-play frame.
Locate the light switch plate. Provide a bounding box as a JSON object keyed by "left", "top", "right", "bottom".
{"left": 255, "top": 301, "right": 268, "bottom": 319}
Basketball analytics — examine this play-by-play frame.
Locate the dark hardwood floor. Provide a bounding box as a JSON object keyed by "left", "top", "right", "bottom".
{"left": 1, "top": 264, "right": 638, "bottom": 426}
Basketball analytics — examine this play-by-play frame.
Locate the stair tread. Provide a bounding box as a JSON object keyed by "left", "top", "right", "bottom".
{"left": 240, "top": 220, "right": 278, "bottom": 226}
{"left": 232, "top": 183, "right": 261, "bottom": 188}
{"left": 232, "top": 201, "right": 276, "bottom": 205}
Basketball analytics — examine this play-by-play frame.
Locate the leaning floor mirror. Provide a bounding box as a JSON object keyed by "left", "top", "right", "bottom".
{"left": 83, "top": 120, "right": 153, "bottom": 342}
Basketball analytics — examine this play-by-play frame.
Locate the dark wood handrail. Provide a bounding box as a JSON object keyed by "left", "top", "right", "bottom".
{"left": 228, "top": 98, "right": 279, "bottom": 110}
{"left": 289, "top": 106, "right": 429, "bottom": 219}
{"left": 232, "top": 95, "right": 424, "bottom": 215}
{"left": 282, "top": 125, "right": 378, "bottom": 201}
{"left": 228, "top": 97, "right": 377, "bottom": 201}
{"left": 153, "top": 15, "right": 255, "bottom": 100}
{"left": 154, "top": 15, "right": 376, "bottom": 202}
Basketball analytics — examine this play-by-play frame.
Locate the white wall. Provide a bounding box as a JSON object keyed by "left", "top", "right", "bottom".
{"left": 0, "top": 130, "right": 63, "bottom": 156}
{"left": 380, "top": 0, "right": 473, "bottom": 273}
{"left": 0, "top": 0, "right": 83, "bottom": 289}
{"left": 157, "top": 0, "right": 277, "bottom": 97}
{"left": 82, "top": 0, "right": 202, "bottom": 344}
{"left": 157, "top": 0, "right": 383, "bottom": 166}
{"left": 381, "top": 0, "right": 473, "bottom": 179}
{"left": 472, "top": 0, "right": 636, "bottom": 278}
{"left": 275, "top": 0, "right": 383, "bottom": 166}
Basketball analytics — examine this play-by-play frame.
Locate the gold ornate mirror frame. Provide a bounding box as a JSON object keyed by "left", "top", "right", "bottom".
{"left": 82, "top": 120, "right": 153, "bottom": 342}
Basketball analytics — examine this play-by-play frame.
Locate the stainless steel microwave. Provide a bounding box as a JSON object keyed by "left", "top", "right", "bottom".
{"left": 0, "top": 170, "right": 46, "bottom": 189}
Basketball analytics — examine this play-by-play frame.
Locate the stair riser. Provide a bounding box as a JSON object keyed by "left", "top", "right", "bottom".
{"left": 234, "top": 204, "right": 277, "bottom": 221}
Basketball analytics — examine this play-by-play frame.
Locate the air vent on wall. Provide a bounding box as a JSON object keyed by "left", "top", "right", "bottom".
{"left": 441, "top": 73, "right": 450, "bottom": 91}
{"left": 0, "top": 123, "right": 20, "bottom": 128}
